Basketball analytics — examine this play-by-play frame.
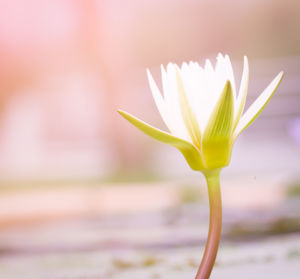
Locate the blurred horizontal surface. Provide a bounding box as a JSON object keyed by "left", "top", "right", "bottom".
{"left": 0, "top": 183, "right": 299, "bottom": 279}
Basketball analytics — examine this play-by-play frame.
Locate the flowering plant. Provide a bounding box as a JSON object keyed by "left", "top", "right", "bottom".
{"left": 118, "top": 54, "right": 283, "bottom": 279}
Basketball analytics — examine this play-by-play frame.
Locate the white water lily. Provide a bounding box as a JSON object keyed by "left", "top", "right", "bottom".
{"left": 118, "top": 54, "right": 283, "bottom": 171}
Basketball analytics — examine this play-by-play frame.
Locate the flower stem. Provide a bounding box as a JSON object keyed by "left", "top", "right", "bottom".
{"left": 195, "top": 169, "right": 222, "bottom": 279}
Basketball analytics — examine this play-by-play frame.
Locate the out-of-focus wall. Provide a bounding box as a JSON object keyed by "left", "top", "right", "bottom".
{"left": 0, "top": 0, "right": 299, "bottom": 181}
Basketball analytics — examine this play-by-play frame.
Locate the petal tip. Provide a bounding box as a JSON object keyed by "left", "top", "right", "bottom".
{"left": 224, "top": 80, "right": 232, "bottom": 90}
{"left": 279, "top": 71, "right": 284, "bottom": 79}
{"left": 274, "top": 71, "right": 284, "bottom": 85}
{"left": 117, "top": 110, "right": 133, "bottom": 122}
{"left": 117, "top": 109, "right": 126, "bottom": 117}
{"left": 167, "top": 62, "right": 176, "bottom": 73}
{"left": 217, "top": 52, "right": 224, "bottom": 59}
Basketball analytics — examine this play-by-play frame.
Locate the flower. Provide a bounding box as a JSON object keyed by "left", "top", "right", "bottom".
{"left": 118, "top": 54, "right": 283, "bottom": 171}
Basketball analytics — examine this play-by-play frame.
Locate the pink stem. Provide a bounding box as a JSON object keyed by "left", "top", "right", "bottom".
{"left": 195, "top": 170, "right": 222, "bottom": 279}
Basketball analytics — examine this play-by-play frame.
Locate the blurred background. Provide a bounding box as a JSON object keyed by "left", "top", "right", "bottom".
{"left": 0, "top": 0, "right": 299, "bottom": 278}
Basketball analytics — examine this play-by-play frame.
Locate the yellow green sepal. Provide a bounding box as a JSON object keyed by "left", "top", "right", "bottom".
{"left": 202, "top": 81, "right": 234, "bottom": 169}
{"left": 118, "top": 110, "right": 205, "bottom": 170}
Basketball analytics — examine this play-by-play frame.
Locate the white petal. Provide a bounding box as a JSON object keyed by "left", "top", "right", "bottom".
{"left": 181, "top": 62, "right": 208, "bottom": 133}
{"left": 175, "top": 67, "right": 202, "bottom": 149}
{"left": 204, "top": 59, "right": 215, "bottom": 83}
{"left": 215, "top": 54, "right": 230, "bottom": 96}
{"left": 147, "top": 69, "right": 167, "bottom": 122}
{"left": 234, "top": 71, "right": 283, "bottom": 137}
{"left": 233, "top": 56, "right": 249, "bottom": 130}
{"left": 200, "top": 58, "right": 225, "bottom": 132}
{"left": 162, "top": 63, "right": 191, "bottom": 141}
{"left": 224, "top": 55, "right": 237, "bottom": 99}
{"left": 164, "top": 63, "right": 178, "bottom": 109}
